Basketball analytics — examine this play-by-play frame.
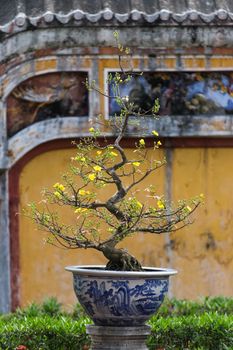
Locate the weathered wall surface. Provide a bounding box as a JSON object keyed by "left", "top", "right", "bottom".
{"left": 17, "top": 146, "right": 233, "bottom": 306}
{"left": 1, "top": 19, "right": 233, "bottom": 310}
{"left": 171, "top": 148, "right": 233, "bottom": 298}
{"left": 5, "top": 50, "right": 233, "bottom": 309}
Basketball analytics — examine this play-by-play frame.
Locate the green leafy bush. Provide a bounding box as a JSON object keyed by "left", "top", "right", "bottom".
{"left": 0, "top": 298, "right": 232, "bottom": 350}
{"left": 0, "top": 315, "right": 90, "bottom": 350}
{"left": 148, "top": 312, "right": 233, "bottom": 350}
{"left": 156, "top": 296, "right": 233, "bottom": 317}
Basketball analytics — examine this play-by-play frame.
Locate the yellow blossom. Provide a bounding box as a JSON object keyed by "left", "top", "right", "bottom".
{"left": 157, "top": 200, "right": 165, "bottom": 209}
{"left": 93, "top": 165, "right": 102, "bottom": 172}
{"left": 96, "top": 150, "right": 102, "bottom": 155}
{"left": 110, "top": 151, "right": 118, "bottom": 157}
{"left": 108, "top": 146, "right": 114, "bottom": 149}
{"left": 136, "top": 201, "right": 143, "bottom": 209}
{"left": 74, "top": 155, "right": 86, "bottom": 162}
{"left": 88, "top": 173, "right": 96, "bottom": 181}
{"left": 78, "top": 189, "right": 90, "bottom": 196}
{"left": 139, "top": 139, "right": 145, "bottom": 146}
{"left": 89, "top": 127, "right": 95, "bottom": 132}
{"left": 152, "top": 130, "right": 159, "bottom": 137}
{"left": 54, "top": 191, "right": 62, "bottom": 199}
{"left": 75, "top": 208, "right": 87, "bottom": 213}
{"left": 132, "top": 162, "right": 140, "bottom": 167}
{"left": 53, "top": 183, "right": 65, "bottom": 192}
{"left": 186, "top": 205, "right": 192, "bottom": 212}
{"left": 157, "top": 141, "right": 162, "bottom": 146}
{"left": 200, "top": 193, "right": 204, "bottom": 199}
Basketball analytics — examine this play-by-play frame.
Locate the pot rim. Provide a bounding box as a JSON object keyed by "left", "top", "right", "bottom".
{"left": 65, "top": 265, "right": 177, "bottom": 277}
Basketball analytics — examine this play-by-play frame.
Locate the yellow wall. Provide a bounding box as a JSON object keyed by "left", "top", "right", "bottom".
{"left": 18, "top": 146, "right": 233, "bottom": 307}
{"left": 171, "top": 148, "right": 233, "bottom": 298}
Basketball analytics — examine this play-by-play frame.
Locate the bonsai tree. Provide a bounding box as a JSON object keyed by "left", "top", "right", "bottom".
{"left": 27, "top": 33, "right": 203, "bottom": 271}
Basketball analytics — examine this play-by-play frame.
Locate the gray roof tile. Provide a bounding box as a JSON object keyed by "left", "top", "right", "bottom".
{"left": 0, "top": 0, "right": 233, "bottom": 34}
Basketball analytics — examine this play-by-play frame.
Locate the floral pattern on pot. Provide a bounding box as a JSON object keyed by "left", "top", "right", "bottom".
{"left": 73, "top": 275, "right": 169, "bottom": 326}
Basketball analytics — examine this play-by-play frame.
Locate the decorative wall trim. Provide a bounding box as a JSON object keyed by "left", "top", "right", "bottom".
{"left": 1, "top": 57, "right": 91, "bottom": 100}
{"left": 6, "top": 115, "right": 233, "bottom": 169}
{"left": 8, "top": 117, "right": 90, "bottom": 167}
{"left": 0, "top": 54, "right": 98, "bottom": 171}
{"left": 2, "top": 27, "right": 233, "bottom": 69}
{"left": 1, "top": 53, "right": 233, "bottom": 170}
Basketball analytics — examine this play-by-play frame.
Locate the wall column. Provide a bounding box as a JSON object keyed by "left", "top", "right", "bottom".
{"left": 0, "top": 171, "right": 11, "bottom": 313}
{"left": 0, "top": 97, "right": 11, "bottom": 313}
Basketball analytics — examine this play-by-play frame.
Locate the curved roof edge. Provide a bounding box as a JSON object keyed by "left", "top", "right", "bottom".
{"left": 1, "top": 8, "right": 233, "bottom": 35}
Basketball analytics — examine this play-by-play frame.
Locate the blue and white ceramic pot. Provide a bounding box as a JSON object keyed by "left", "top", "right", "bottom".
{"left": 66, "top": 265, "right": 177, "bottom": 326}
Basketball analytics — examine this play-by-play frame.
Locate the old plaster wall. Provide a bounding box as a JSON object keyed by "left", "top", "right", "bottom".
{"left": 17, "top": 146, "right": 233, "bottom": 307}
{"left": 11, "top": 52, "right": 233, "bottom": 307}
{"left": 1, "top": 24, "right": 233, "bottom": 311}
{"left": 171, "top": 147, "right": 233, "bottom": 298}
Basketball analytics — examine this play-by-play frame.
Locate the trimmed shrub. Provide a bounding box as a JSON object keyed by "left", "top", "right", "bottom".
{"left": 0, "top": 315, "right": 90, "bottom": 350}
{"left": 156, "top": 296, "right": 233, "bottom": 317}
{"left": 0, "top": 297, "right": 232, "bottom": 350}
{"left": 148, "top": 312, "right": 233, "bottom": 350}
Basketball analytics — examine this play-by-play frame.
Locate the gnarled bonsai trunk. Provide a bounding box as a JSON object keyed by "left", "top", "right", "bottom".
{"left": 99, "top": 244, "right": 142, "bottom": 271}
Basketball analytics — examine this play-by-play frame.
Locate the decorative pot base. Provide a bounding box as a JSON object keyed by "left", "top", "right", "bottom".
{"left": 86, "top": 325, "right": 151, "bottom": 350}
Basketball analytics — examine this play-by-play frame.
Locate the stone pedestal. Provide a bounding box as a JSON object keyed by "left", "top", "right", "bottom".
{"left": 86, "top": 325, "right": 151, "bottom": 350}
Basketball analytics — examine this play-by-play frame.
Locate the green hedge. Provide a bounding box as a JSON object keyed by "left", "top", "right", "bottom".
{"left": 156, "top": 296, "right": 233, "bottom": 317}
{"left": 0, "top": 316, "right": 89, "bottom": 350}
{"left": 149, "top": 313, "right": 233, "bottom": 350}
{"left": 0, "top": 297, "right": 232, "bottom": 350}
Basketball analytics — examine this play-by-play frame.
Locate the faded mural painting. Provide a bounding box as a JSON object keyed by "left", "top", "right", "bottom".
{"left": 9, "top": 71, "right": 233, "bottom": 139}
{"left": 7, "top": 72, "right": 88, "bottom": 137}
{"left": 109, "top": 72, "right": 233, "bottom": 116}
